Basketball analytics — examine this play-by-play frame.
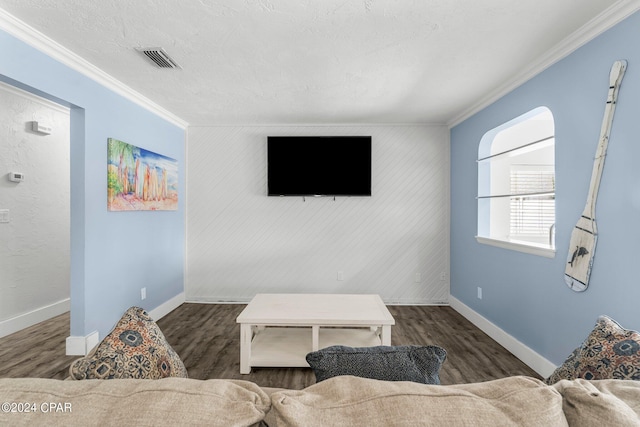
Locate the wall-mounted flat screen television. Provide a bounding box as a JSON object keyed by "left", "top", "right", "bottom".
{"left": 267, "top": 136, "right": 372, "bottom": 197}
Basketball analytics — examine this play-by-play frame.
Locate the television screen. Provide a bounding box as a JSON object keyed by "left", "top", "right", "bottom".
{"left": 267, "top": 136, "right": 372, "bottom": 197}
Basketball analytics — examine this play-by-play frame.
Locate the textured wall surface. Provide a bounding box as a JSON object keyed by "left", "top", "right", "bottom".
{"left": 187, "top": 125, "right": 450, "bottom": 304}
{"left": 0, "top": 82, "right": 70, "bottom": 321}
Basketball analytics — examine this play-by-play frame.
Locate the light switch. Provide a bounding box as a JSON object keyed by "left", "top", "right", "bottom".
{"left": 0, "top": 209, "right": 9, "bottom": 223}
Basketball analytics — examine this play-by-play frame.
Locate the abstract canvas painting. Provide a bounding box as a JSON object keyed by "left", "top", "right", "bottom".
{"left": 107, "top": 138, "right": 178, "bottom": 211}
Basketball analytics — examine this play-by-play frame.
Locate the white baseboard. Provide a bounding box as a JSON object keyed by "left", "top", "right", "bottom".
{"left": 65, "top": 336, "right": 84, "bottom": 356}
{"left": 66, "top": 331, "right": 99, "bottom": 356}
{"left": 0, "top": 298, "right": 70, "bottom": 339}
{"left": 149, "top": 292, "right": 185, "bottom": 321}
{"left": 65, "top": 292, "right": 186, "bottom": 356}
{"left": 186, "top": 296, "right": 253, "bottom": 304}
{"left": 449, "top": 296, "right": 556, "bottom": 378}
{"left": 185, "top": 296, "right": 450, "bottom": 305}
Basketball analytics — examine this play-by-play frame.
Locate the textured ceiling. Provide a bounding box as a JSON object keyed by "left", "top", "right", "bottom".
{"left": 0, "top": 0, "right": 623, "bottom": 125}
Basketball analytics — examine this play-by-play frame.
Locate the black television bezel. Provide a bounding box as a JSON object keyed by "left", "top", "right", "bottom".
{"left": 267, "top": 135, "right": 372, "bottom": 197}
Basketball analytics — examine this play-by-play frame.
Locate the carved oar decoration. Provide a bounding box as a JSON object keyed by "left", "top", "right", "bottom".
{"left": 564, "top": 60, "right": 627, "bottom": 292}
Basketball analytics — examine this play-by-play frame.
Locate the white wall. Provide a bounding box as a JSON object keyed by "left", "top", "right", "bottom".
{"left": 0, "top": 82, "right": 70, "bottom": 328}
{"left": 187, "top": 125, "right": 450, "bottom": 304}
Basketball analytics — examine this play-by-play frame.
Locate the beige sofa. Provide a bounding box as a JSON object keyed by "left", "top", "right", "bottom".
{"left": 1, "top": 375, "right": 639, "bottom": 426}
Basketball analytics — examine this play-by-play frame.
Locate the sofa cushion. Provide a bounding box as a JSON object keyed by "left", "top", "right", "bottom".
{"left": 553, "top": 378, "right": 640, "bottom": 426}
{"left": 269, "top": 375, "right": 566, "bottom": 427}
{"left": 546, "top": 315, "right": 640, "bottom": 384}
{"left": 306, "top": 345, "right": 446, "bottom": 384}
{"left": 69, "top": 306, "right": 188, "bottom": 380}
{"left": 0, "top": 377, "right": 270, "bottom": 427}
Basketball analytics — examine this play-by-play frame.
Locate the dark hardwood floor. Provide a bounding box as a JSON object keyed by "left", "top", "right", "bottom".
{"left": 0, "top": 303, "right": 541, "bottom": 389}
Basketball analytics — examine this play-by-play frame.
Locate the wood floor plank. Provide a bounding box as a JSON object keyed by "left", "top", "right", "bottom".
{"left": 0, "top": 303, "right": 541, "bottom": 388}
{"left": 0, "top": 312, "right": 77, "bottom": 380}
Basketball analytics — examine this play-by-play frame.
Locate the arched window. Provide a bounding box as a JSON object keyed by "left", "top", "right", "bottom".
{"left": 477, "top": 107, "right": 555, "bottom": 257}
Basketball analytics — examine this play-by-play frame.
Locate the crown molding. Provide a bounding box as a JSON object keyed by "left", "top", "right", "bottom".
{"left": 0, "top": 80, "right": 70, "bottom": 114}
{"left": 447, "top": 0, "right": 640, "bottom": 128}
{"left": 187, "top": 122, "right": 446, "bottom": 128}
{"left": 0, "top": 9, "right": 188, "bottom": 129}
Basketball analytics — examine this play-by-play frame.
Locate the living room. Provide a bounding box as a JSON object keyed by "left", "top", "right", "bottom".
{"left": 1, "top": 0, "right": 639, "bottom": 398}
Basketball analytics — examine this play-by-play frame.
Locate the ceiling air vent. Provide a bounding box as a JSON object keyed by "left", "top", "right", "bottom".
{"left": 136, "top": 47, "right": 181, "bottom": 69}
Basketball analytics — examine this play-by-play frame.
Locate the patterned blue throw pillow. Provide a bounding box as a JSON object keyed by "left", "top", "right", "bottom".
{"left": 69, "top": 307, "right": 188, "bottom": 380}
{"left": 545, "top": 315, "right": 640, "bottom": 384}
{"left": 306, "top": 345, "right": 447, "bottom": 384}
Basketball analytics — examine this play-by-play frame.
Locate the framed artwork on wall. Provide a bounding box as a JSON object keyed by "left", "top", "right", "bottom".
{"left": 107, "top": 138, "right": 178, "bottom": 211}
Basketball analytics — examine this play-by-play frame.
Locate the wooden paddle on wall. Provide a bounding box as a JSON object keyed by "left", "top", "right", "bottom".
{"left": 564, "top": 59, "right": 627, "bottom": 292}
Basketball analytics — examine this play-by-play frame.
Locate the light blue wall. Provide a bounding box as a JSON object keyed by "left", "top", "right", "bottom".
{"left": 451, "top": 12, "right": 640, "bottom": 365}
{"left": 0, "top": 29, "right": 185, "bottom": 339}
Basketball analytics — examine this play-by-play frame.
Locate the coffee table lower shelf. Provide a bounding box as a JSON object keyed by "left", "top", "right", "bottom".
{"left": 249, "top": 327, "right": 382, "bottom": 368}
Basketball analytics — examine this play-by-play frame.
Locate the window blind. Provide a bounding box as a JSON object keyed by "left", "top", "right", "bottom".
{"left": 509, "top": 169, "right": 555, "bottom": 236}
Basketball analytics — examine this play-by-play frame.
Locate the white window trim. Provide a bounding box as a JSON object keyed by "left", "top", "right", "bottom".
{"left": 475, "top": 236, "right": 556, "bottom": 258}
{"left": 477, "top": 106, "right": 556, "bottom": 256}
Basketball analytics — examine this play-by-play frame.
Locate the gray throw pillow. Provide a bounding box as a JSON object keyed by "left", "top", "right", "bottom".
{"left": 306, "top": 345, "right": 447, "bottom": 384}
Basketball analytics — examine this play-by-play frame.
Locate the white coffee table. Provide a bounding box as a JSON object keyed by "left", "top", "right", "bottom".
{"left": 236, "top": 293, "right": 395, "bottom": 374}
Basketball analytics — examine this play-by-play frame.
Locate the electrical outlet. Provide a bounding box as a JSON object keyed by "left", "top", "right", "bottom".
{"left": 477, "top": 287, "right": 483, "bottom": 299}
{"left": 440, "top": 272, "right": 446, "bottom": 281}
{"left": 414, "top": 273, "right": 422, "bottom": 283}
{"left": 141, "top": 287, "right": 146, "bottom": 300}
{"left": 337, "top": 271, "right": 344, "bottom": 281}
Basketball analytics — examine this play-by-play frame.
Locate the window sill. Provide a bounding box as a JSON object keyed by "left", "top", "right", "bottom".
{"left": 475, "top": 236, "right": 556, "bottom": 258}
